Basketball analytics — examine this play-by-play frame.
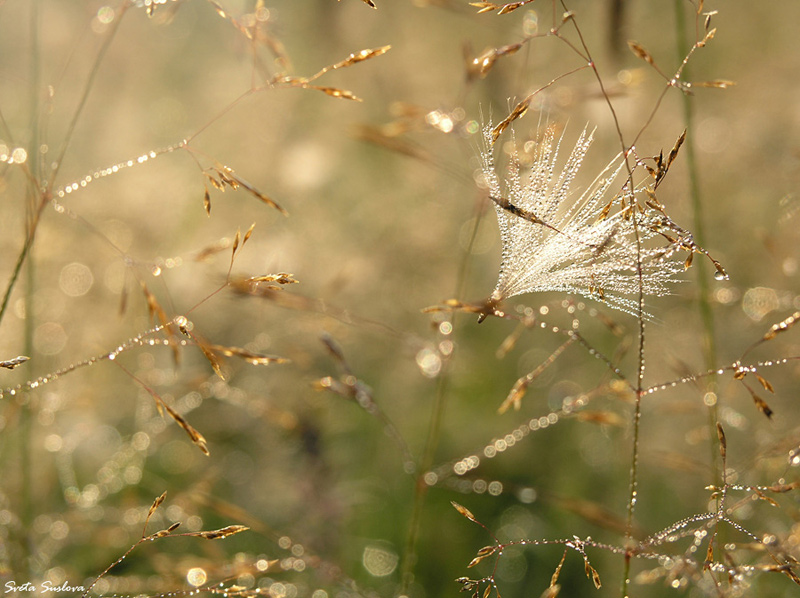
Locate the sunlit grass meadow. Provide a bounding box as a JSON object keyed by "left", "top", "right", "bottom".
{"left": 2, "top": 1, "right": 800, "bottom": 597}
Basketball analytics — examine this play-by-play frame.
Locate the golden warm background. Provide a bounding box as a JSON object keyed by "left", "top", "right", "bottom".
{"left": 1, "top": 1, "right": 800, "bottom": 597}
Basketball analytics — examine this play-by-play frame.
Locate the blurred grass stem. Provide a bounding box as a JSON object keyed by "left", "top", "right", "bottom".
{"left": 49, "top": 3, "right": 128, "bottom": 187}
{"left": 19, "top": 0, "right": 41, "bottom": 576}
{"left": 674, "top": 0, "right": 721, "bottom": 487}
{"left": 399, "top": 192, "right": 485, "bottom": 595}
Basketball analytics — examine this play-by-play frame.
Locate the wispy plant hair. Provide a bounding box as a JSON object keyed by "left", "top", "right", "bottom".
{"left": 481, "top": 123, "right": 686, "bottom": 317}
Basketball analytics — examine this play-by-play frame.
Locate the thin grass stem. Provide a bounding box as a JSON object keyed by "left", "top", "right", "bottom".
{"left": 673, "top": 0, "right": 720, "bottom": 463}
{"left": 18, "top": 0, "right": 42, "bottom": 577}
{"left": 48, "top": 2, "right": 129, "bottom": 188}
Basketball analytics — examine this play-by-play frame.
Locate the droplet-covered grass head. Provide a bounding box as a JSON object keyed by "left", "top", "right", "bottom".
{"left": 480, "top": 123, "right": 718, "bottom": 318}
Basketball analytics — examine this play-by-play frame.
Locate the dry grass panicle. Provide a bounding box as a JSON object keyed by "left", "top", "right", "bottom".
{"left": 1, "top": 1, "right": 799, "bottom": 597}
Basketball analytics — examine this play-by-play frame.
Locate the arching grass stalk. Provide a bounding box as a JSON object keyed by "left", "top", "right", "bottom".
{"left": 0, "top": 3, "right": 129, "bottom": 332}
{"left": 9, "top": 1, "right": 129, "bottom": 576}
{"left": 550, "top": 8, "right": 647, "bottom": 595}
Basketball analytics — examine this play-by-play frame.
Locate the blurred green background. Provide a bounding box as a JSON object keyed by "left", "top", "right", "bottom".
{"left": 1, "top": 1, "right": 800, "bottom": 596}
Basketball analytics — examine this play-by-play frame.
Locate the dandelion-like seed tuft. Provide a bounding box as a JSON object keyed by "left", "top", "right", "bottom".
{"left": 481, "top": 123, "right": 688, "bottom": 317}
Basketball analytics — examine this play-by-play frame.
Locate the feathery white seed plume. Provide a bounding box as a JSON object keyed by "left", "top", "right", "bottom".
{"left": 481, "top": 124, "right": 685, "bottom": 317}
